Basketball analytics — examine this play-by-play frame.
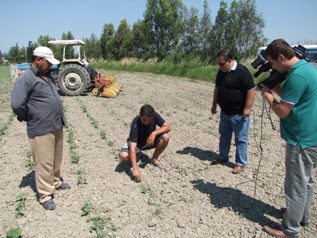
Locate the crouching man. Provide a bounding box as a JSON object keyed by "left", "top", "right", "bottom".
{"left": 119, "top": 104, "right": 171, "bottom": 182}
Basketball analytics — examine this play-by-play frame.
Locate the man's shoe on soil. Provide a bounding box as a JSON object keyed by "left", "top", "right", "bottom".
{"left": 42, "top": 199, "right": 56, "bottom": 210}
{"left": 57, "top": 182, "right": 71, "bottom": 190}
{"left": 232, "top": 165, "right": 244, "bottom": 174}
{"left": 263, "top": 226, "right": 289, "bottom": 238}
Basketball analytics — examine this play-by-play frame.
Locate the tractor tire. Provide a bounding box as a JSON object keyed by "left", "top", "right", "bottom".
{"left": 57, "top": 64, "right": 89, "bottom": 96}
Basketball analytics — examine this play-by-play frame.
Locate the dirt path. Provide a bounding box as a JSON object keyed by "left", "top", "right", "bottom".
{"left": 0, "top": 70, "right": 316, "bottom": 238}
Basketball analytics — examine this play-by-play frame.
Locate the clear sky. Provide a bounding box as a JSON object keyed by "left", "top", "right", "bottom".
{"left": 0, "top": 0, "right": 316, "bottom": 53}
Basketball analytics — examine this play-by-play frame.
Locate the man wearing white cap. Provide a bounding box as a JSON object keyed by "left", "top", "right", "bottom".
{"left": 11, "top": 46, "right": 71, "bottom": 210}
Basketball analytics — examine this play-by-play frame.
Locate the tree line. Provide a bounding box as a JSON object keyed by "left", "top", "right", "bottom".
{"left": 4, "top": 0, "right": 266, "bottom": 64}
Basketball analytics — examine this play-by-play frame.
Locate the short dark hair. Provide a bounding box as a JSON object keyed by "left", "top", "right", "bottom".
{"left": 140, "top": 104, "right": 155, "bottom": 117}
{"left": 216, "top": 49, "right": 234, "bottom": 61}
{"left": 265, "top": 39, "right": 295, "bottom": 60}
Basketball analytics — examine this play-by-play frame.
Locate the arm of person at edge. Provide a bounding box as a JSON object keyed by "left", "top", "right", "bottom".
{"left": 128, "top": 142, "right": 140, "bottom": 178}
{"left": 147, "top": 122, "right": 171, "bottom": 146}
{"left": 211, "top": 87, "right": 218, "bottom": 114}
{"left": 261, "top": 84, "right": 293, "bottom": 119}
{"left": 242, "top": 88, "right": 256, "bottom": 119}
{"left": 11, "top": 77, "right": 31, "bottom": 121}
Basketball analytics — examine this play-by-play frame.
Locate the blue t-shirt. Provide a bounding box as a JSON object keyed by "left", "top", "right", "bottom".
{"left": 281, "top": 60, "right": 317, "bottom": 148}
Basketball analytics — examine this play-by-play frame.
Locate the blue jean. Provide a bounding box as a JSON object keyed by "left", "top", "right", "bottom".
{"left": 219, "top": 111, "right": 250, "bottom": 166}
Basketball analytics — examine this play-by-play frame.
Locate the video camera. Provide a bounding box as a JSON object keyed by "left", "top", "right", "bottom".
{"left": 251, "top": 45, "right": 308, "bottom": 89}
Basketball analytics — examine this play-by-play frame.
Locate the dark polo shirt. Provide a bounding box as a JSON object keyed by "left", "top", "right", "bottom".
{"left": 216, "top": 63, "right": 255, "bottom": 115}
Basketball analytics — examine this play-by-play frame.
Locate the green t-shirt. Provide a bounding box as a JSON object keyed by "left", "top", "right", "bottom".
{"left": 281, "top": 60, "right": 317, "bottom": 148}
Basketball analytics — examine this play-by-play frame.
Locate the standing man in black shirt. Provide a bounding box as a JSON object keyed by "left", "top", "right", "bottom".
{"left": 119, "top": 105, "right": 171, "bottom": 182}
{"left": 211, "top": 49, "right": 256, "bottom": 174}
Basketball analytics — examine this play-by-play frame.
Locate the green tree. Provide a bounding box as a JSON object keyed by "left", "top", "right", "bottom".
{"left": 144, "top": 0, "right": 185, "bottom": 60}
{"left": 37, "top": 35, "right": 52, "bottom": 46}
{"left": 100, "top": 23, "right": 115, "bottom": 59}
{"left": 84, "top": 34, "right": 102, "bottom": 59}
{"left": 180, "top": 7, "right": 200, "bottom": 56}
{"left": 113, "top": 19, "right": 132, "bottom": 60}
{"left": 234, "top": 0, "right": 265, "bottom": 57}
{"left": 214, "top": 0, "right": 230, "bottom": 51}
{"left": 36, "top": 35, "right": 61, "bottom": 59}
{"left": 199, "top": 0, "right": 214, "bottom": 62}
{"left": 7, "top": 43, "right": 20, "bottom": 62}
{"left": 130, "top": 20, "right": 148, "bottom": 59}
{"left": 61, "top": 31, "right": 75, "bottom": 58}
{"left": 213, "top": 0, "right": 265, "bottom": 58}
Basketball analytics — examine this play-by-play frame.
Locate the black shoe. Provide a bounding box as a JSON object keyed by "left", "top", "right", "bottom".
{"left": 57, "top": 182, "right": 71, "bottom": 190}
{"left": 42, "top": 199, "right": 56, "bottom": 210}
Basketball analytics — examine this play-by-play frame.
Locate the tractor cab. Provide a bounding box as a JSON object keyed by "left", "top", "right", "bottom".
{"left": 48, "top": 39, "right": 92, "bottom": 96}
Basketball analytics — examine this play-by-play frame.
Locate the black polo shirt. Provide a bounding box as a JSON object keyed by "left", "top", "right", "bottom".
{"left": 128, "top": 112, "right": 165, "bottom": 149}
{"left": 216, "top": 63, "right": 255, "bottom": 115}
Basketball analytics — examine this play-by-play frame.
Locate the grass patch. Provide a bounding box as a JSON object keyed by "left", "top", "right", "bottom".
{"left": 0, "top": 65, "right": 12, "bottom": 95}
{"left": 92, "top": 58, "right": 218, "bottom": 82}
{"left": 92, "top": 57, "right": 267, "bottom": 85}
{"left": 0, "top": 113, "right": 15, "bottom": 140}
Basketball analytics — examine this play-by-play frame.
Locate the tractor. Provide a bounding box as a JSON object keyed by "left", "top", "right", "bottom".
{"left": 48, "top": 39, "right": 95, "bottom": 96}
{"left": 18, "top": 40, "right": 122, "bottom": 97}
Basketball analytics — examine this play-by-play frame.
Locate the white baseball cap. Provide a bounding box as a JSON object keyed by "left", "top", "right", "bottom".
{"left": 33, "top": 46, "right": 60, "bottom": 65}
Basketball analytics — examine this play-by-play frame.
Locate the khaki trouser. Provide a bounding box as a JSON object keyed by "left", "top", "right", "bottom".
{"left": 30, "top": 128, "right": 63, "bottom": 203}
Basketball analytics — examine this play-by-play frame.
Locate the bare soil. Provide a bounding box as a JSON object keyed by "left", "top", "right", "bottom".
{"left": 0, "top": 68, "right": 316, "bottom": 238}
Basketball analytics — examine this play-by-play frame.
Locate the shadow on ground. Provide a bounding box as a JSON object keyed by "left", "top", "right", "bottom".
{"left": 191, "top": 179, "right": 282, "bottom": 227}
{"left": 115, "top": 153, "right": 151, "bottom": 181}
{"left": 19, "top": 170, "right": 36, "bottom": 193}
{"left": 176, "top": 146, "right": 235, "bottom": 168}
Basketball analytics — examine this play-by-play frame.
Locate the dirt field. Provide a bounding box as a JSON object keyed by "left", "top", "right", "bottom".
{"left": 0, "top": 68, "right": 316, "bottom": 238}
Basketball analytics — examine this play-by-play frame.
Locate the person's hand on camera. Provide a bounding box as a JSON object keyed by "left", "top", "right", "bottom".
{"left": 261, "top": 85, "right": 272, "bottom": 98}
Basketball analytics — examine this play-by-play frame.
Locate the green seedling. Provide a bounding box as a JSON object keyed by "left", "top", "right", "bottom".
{"left": 91, "top": 217, "right": 105, "bottom": 238}
{"left": 141, "top": 186, "right": 152, "bottom": 195}
{"left": 6, "top": 227, "right": 22, "bottom": 238}
{"left": 81, "top": 201, "right": 93, "bottom": 216}
{"left": 15, "top": 193, "right": 26, "bottom": 217}
{"left": 71, "top": 151, "right": 80, "bottom": 164}
{"left": 80, "top": 104, "right": 88, "bottom": 113}
{"left": 100, "top": 130, "right": 107, "bottom": 140}
{"left": 76, "top": 170, "right": 87, "bottom": 185}
{"left": 107, "top": 140, "right": 114, "bottom": 147}
{"left": 174, "top": 165, "right": 188, "bottom": 176}
{"left": 89, "top": 116, "right": 98, "bottom": 129}
{"left": 25, "top": 159, "right": 34, "bottom": 171}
